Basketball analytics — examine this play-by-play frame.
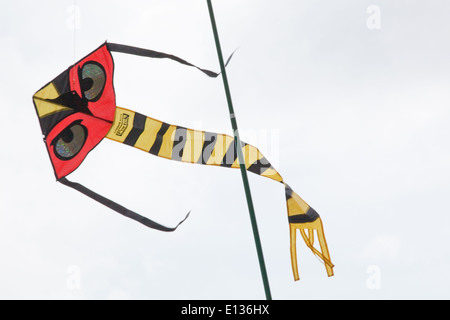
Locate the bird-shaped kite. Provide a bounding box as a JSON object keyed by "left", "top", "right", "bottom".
{"left": 32, "top": 42, "right": 334, "bottom": 281}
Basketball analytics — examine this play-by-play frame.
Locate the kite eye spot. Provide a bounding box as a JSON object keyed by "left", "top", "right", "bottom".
{"left": 51, "top": 120, "right": 88, "bottom": 160}
{"left": 80, "top": 61, "right": 106, "bottom": 102}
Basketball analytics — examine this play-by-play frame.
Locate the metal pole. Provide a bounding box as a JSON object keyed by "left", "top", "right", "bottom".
{"left": 206, "top": 0, "right": 272, "bottom": 300}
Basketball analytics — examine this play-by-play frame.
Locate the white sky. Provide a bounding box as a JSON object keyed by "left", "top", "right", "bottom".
{"left": 1, "top": 0, "right": 450, "bottom": 300}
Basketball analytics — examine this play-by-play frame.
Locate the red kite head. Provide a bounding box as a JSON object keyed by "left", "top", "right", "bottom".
{"left": 32, "top": 42, "right": 219, "bottom": 232}
{"left": 33, "top": 43, "right": 115, "bottom": 179}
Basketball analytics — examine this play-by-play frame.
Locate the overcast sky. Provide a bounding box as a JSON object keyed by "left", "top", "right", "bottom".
{"left": 0, "top": 0, "right": 449, "bottom": 300}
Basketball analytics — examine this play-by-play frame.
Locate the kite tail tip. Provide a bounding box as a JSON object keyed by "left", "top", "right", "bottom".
{"left": 172, "top": 210, "right": 191, "bottom": 230}
{"left": 181, "top": 210, "right": 191, "bottom": 223}
{"left": 289, "top": 217, "right": 334, "bottom": 280}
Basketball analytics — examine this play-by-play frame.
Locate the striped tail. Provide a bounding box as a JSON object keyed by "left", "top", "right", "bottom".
{"left": 106, "top": 106, "right": 334, "bottom": 280}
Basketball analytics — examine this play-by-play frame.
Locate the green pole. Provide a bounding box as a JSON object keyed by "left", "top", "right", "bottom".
{"left": 206, "top": 0, "right": 272, "bottom": 300}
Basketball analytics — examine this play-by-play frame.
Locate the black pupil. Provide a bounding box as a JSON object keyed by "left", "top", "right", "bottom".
{"left": 60, "top": 127, "right": 74, "bottom": 143}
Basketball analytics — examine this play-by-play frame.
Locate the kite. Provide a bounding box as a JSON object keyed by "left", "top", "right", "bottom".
{"left": 32, "top": 42, "right": 334, "bottom": 281}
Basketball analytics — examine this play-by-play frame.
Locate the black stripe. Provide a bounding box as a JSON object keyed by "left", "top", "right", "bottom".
{"left": 288, "top": 207, "right": 320, "bottom": 224}
{"left": 171, "top": 126, "right": 188, "bottom": 161}
{"left": 52, "top": 69, "right": 71, "bottom": 95}
{"left": 288, "top": 214, "right": 316, "bottom": 224}
{"left": 247, "top": 157, "right": 272, "bottom": 175}
{"left": 38, "top": 109, "right": 75, "bottom": 136}
{"left": 123, "top": 112, "right": 147, "bottom": 147}
{"left": 306, "top": 207, "right": 320, "bottom": 219}
{"left": 149, "top": 123, "right": 170, "bottom": 156}
{"left": 198, "top": 132, "right": 217, "bottom": 164}
{"left": 220, "top": 141, "right": 237, "bottom": 167}
{"left": 285, "top": 184, "right": 293, "bottom": 200}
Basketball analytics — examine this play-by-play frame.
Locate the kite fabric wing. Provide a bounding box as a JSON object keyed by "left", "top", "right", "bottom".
{"left": 33, "top": 42, "right": 334, "bottom": 280}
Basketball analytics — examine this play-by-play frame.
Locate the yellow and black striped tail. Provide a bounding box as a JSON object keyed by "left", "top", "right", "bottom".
{"left": 107, "top": 106, "right": 334, "bottom": 280}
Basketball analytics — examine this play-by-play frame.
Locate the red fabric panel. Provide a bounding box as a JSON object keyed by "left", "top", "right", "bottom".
{"left": 46, "top": 113, "right": 111, "bottom": 179}
{"left": 69, "top": 44, "right": 115, "bottom": 122}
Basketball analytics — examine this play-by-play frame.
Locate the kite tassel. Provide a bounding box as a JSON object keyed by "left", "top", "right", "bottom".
{"left": 289, "top": 218, "right": 334, "bottom": 281}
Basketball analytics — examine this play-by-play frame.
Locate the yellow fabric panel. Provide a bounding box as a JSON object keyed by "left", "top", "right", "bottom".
{"left": 135, "top": 117, "right": 163, "bottom": 152}
{"left": 33, "top": 83, "right": 71, "bottom": 118}
{"left": 286, "top": 190, "right": 310, "bottom": 216}
{"left": 290, "top": 190, "right": 310, "bottom": 214}
{"left": 181, "top": 129, "right": 204, "bottom": 163}
{"left": 231, "top": 160, "right": 240, "bottom": 169}
{"left": 158, "top": 125, "right": 177, "bottom": 159}
{"left": 206, "top": 134, "right": 234, "bottom": 165}
{"left": 34, "top": 98, "right": 71, "bottom": 119}
{"left": 34, "top": 83, "right": 59, "bottom": 100}
{"left": 106, "top": 107, "right": 135, "bottom": 143}
{"left": 287, "top": 197, "right": 307, "bottom": 215}
{"left": 244, "top": 146, "right": 264, "bottom": 169}
{"left": 230, "top": 144, "right": 264, "bottom": 169}
{"left": 261, "top": 168, "right": 283, "bottom": 182}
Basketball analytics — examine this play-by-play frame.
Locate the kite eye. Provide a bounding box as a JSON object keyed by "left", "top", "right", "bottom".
{"left": 80, "top": 61, "right": 106, "bottom": 102}
{"left": 51, "top": 120, "right": 88, "bottom": 160}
